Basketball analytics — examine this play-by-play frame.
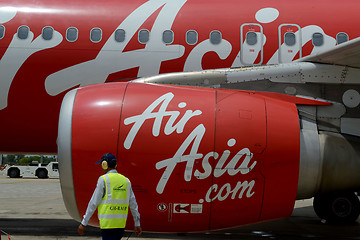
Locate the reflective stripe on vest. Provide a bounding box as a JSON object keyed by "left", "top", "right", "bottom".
{"left": 98, "top": 173, "right": 130, "bottom": 229}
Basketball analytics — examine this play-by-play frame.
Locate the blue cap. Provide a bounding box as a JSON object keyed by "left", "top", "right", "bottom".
{"left": 96, "top": 153, "right": 117, "bottom": 168}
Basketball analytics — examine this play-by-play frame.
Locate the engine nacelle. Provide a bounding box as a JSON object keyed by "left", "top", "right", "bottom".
{"left": 58, "top": 82, "right": 326, "bottom": 232}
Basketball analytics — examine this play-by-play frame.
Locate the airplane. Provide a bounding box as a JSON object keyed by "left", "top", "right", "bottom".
{"left": 1, "top": 0, "right": 360, "bottom": 233}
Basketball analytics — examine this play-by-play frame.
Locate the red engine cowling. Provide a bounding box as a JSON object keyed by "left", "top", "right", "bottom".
{"left": 58, "top": 82, "right": 302, "bottom": 232}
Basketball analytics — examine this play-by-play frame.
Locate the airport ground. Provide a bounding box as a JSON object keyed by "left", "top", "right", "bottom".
{"left": 0, "top": 174, "right": 359, "bottom": 240}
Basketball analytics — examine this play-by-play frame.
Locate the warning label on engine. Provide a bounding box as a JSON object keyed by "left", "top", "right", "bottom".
{"left": 190, "top": 204, "right": 203, "bottom": 214}
{"left": 173, "top": 203, "right": 203, "bottom": 214}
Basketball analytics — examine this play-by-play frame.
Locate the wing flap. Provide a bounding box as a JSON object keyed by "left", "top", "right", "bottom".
{"left": 298, "top": 37, "right": 360, "bottom": 69}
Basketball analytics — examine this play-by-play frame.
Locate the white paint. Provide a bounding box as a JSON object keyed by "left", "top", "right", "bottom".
{"left": 0, "top": 3, "right": 339, "bottom": 111}
{"left": 213, "top": 150, "right": 231, "bottom": 177}
{"left": 123, "top": 92, "right": 257, "bottom": 199}
{"left": 0, "top": 7, "right": 17, "bottom": 24}
{"left": 184, "top": 39, "right": 232, "bottom": 72}
{"left": 3, "top": 6, "right": 61, "bottom": 14}
{"left": 173, "top": 203, "right": 190, "bottom": 213}
{"left": 190, "top": 204, "right": 203, "bottom": 213}
{"left": 227, "top": 138, "right": 236, "bottom": 147}
{"left": 213, "top": 148, "right": 255, "bottom": 178}
{"left": 156, "top": 124, "right": 205, "bottom": 194}
{"left": 178, "top": 102, "right": 186, "bottom": 108}
{"left": 278, "top": 24, "right": 302, "bottom": 63}
{"left": 268, "top": 25, "right": 336, "bottom": 64}
{"left": 194, "top": 152, "right": 219, "bottom": 180}
{"left": 305, "top": 26, "right": 336, "bottom": 55}
{"left": 255, "top": 8, "right": 279, "bottom": 24}
{"left": 0, "top": 30, "right": 63, "bottom": 110}
{"left": 232, "top": 34, "right": 266, "bottom": 67}
{"left": 226, "top": 148, "right": 255, "bottom": 176}
{"left": 240, "top": 32, "right": 265, "bottom": 65}
{"left": 45, "top": 0, "right": 187, "bottom": 96}
{"left": 205, "top": 181, "right": 255, "bottom": 202}
{"left": 123, "top": 92, "right": 202, "bottom": 149}
{"left": 343, "top": 89, "right": 360, "bottom": 108}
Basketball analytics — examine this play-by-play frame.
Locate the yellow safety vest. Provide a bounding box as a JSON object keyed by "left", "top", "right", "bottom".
{"left": 98, "top": 173, "right": 130, "bottom": 229}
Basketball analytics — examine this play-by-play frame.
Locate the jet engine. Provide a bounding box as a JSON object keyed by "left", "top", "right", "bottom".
{"left": 57, "top": 82, "right": 360, "bottom": 232}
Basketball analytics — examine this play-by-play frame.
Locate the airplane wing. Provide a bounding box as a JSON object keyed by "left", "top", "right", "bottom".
{"left": 132, "top": 38, "right": 360, "bottom": 139}
{"left": 298, "top": 37, "right": 360, "bottom": 69}
{"left": 133, "top": 62, "right": 360, "bottom": 87}
{"left": 133, "top": 38, "right": 360, "bottom": 87}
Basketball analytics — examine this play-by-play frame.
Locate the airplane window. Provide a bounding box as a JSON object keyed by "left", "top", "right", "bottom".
{"left": 66, "top": 27, "right": 78, "bottom": 42}
{"left": 115, "top": 29, "right": 125, "bottom": 42}
{"left": 246, "top": 31, "right": 257, "bottom": 46}
{"left": 163, "top": 30, "right": 174, "bottom": 44}
{"left": 138, "top": 29, "right": 149, "bottom": 44}
{"left": 336, "top": 32, "right": 349, "bottom": 44}
{"left": 18, "top": 26, "right": 29, "bottom": 40}
{"left": 210, "top": 30, "right": 222, "bottom": 45}
{"left": 312, "top": 33, "right": 324, "bottom": 47}
{"left": 186, "top": 30, "right": 198, "bottom": 45}
{"left": 42, "top": 27, "right": 53, "bottom": 41}
{"left": 284, "top": 32, "right": 296, "bottom": 46}
{"left": 0, "top": 25, "right": 4, "bottom": 39}
{"left": 90, "top": 28, "right": 102, "bottom": 43}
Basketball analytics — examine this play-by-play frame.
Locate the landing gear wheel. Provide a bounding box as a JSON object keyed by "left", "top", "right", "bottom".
{"left": 314, "top": 192, "right": 360, "bottom": 225}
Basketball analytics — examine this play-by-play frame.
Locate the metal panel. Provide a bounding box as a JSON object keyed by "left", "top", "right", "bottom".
{"left": 278, "top": 24, "right": 302, "bottom": 63}
{"left": 57, "top": 89, "right": 81, "bottom": 221}
{"left": 297, "top": 115, "right": 322, "bottom": 199}
{"left": 341, "top": 118, "right": 360, "bottom": 137}
{"left": 240, "top": 23, "right": 264, "bottom": 65}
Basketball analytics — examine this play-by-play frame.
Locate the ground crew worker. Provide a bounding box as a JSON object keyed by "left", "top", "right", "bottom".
{"left": 78, "top": 153, "right": 142, "bottom": 239}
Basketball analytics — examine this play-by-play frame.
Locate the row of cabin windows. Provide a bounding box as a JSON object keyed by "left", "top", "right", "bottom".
{"left": 0, "top": 25, "right": 207, "bottom": 45}
{"left": 281, "top": 32, "right": 349, "bottom": 47}
{"left": 245, "top": 31, "right": 349, "bottom": 47}
{"left": 0, "top": 25, "right": 350, "bottom": 47}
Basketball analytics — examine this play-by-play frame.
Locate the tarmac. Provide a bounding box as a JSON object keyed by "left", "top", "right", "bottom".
{"left": 0, "top": 174, "right": 359, "bottom": 240}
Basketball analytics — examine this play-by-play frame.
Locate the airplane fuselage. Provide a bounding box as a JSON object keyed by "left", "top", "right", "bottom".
{"left": 0, "top": 0, "right": 359, "bottom": 153}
